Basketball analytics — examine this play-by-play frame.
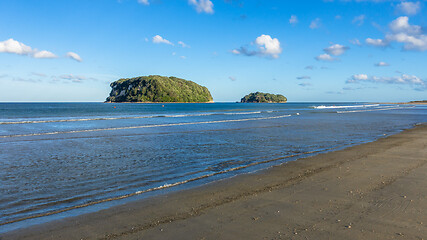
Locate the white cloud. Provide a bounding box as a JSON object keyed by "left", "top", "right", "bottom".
{"left": 350, "top": 74, "right": 369, "bottom": 81}
{"left": 386, "top": 16, "right": 427, "bottom": 51}
{"left": 255, "top": 34, "right": 282, "bottom": 58}
{"left": 396, "top": 1, "right": 421, "bottom": 15}
{"left": 0, "top": 38, "right": 84, "bottom": 60}
{"left": 0, "top": 38, "right": 33, "bottom": 55}
{"left": 137, "top": 0, "right": 149, "bottom": 5}
{"left": 352, "top": 14, "right": 366, "bottom": 26}
{"left": 152, "top": 35, "right": 174, "bottom": 45}
{"left": 66, "top": 52, "right": 82, "bottom": 62}
{"left": 232, "top": 34, "right": 282, "bottom": 59}
{"left": 389, "top": 16, "right": 421, "bottom": 35}
{"left": 310, "top": 18, "right": 321, "bottom": 29}
{"left": 324, "top": 44, "right": 349, "bottom": 56}
{"left": 180, "top": 56, "right": 187, "bottom": 59}
{"left": 315, "top": 54, "right": 337, "bottom": 61}
{"left": 289, "top": 15, "right": 298, "bottom": 25}
{"left": 188, "top": 0, "right": 214, "bottom": 14}
{"left": 366, "top": 16, "right": 427, "bottom": 51}
{"left": 347, "top": 74, "right": 426, "bottom": 88}
{"left": 366, "top": 38, "right": 388, "bottom": 47}
{"left": 178, "top": 41, "right": 190, "bottom": 48}
{"left": 375, "top": 61, "right": 390, "bottom": 67}
{"left": 315, "top": 53, "right": 337, "bottom": 61}
{"left": 231, "top": 49, "right": 240, "bottom": 54}
{"left": 32, "top": 50, "right": 57, "bottom": 59}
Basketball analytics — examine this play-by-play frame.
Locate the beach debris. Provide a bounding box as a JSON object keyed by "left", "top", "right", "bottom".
{"left": 252, "top": 216, "right": 259, "bottom": 221}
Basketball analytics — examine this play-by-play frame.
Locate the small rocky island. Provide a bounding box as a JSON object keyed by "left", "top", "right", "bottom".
{"left": 240, "top": 92, "right": 287, "bottom": 103}
{"left": 106, "top": 75, "right": 213, "bottom": 103}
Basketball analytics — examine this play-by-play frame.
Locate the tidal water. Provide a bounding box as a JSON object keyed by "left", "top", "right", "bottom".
{"left": 0, "top": 102, "right": 426, "bottom": 232}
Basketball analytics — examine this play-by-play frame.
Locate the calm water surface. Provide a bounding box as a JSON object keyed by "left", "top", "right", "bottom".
{"left": 0, "top": 102, "right": 426, "bottom": 232}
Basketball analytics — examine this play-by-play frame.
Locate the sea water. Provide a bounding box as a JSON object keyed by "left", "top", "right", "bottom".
{"left": 0, "top": 102, "right": 426, "bottom": 232}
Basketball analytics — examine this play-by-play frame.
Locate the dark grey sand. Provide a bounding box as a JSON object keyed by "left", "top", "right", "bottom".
{"left": 2, "top": 124, "right": 426, "bottom": 240}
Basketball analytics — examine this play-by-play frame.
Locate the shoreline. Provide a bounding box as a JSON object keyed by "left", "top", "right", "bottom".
{"left": 379, "top": 101, "right": 427, "bottom": 105}
{"left": 1, "top": 123, "right": 426, "bottom": 239}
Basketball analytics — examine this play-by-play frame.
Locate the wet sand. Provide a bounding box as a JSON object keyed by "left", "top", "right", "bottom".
{"left": 2, "top": 123, "right": 426, "bottom": 240}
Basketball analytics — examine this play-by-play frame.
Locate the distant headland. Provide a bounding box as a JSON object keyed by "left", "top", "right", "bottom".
{"left": 240, "top": 92, "right": 287, "bottom": 103}
{"left": 105, "top": 75, "right": 213, "bottom": 103}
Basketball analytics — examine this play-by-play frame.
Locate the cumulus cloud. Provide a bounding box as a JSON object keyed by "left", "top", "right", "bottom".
{"left": 178, "top": 41, "right": 190, "bottom": 48}
{"left": 152, "top": 35, "right": 174, "bottom": 45}
{"left": 375, "top": 61, "right": 390, "bottom": 67}
{"left": 365, "top": 38, "right": 388, "bottom": 47}
{"left": 33, "top": 50, "right": 57, "bottom": 59}
{"left": 347, "top": 73, "right": 426, "bottom": 89}
{"left": 352, "top": 14, "right": 366, "bottom": 26}
{"left": 386, "top": 16, "right": 427, "bottom": 51}
{"left": 66, "top": 52, "right": 82, "bottom": 62}
{"left": 315, "top": 53, "right": 337, "bottom": 61}
{"left": 0, "top": 38, "right": 33, "bottom": 55}
{"left": 324, "top": 44, "right": 349, "bottom": 56}
{"left": 315, "top": 43, "right": 348, "bottom": 62}
{"left": 289, "top": 15, "right": 298, "bottom": 25}
{"left": 0, "top": 38, "right": 56, "bottom": 59}
{"left": 232, "top": 34, "right": 282, "bottom": 59}
{"left": 297, "top": 76, "right": 311, "bottom": 80}
{"left": 188, "top": 0, "right": 214, "bottom": 14}
{"left": 0, "top": 38, "right": 84, "bottom": 61}
{"left": 137, "top": 0, "right": 149, "bottom": 5}
{"left": 310, "top": 18, "right": 321, "bottom": 29}
{"left": 366, "top": 16, "right": 427, "bottom": 51}
{"left": 396, "top": 1, "right": 421, "bottom": 15}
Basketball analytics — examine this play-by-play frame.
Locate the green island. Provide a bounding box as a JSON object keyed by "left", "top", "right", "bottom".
{"left": 106, "top": 75, "right": 213, "bottom": 103}
{"left": 240, "top": 92, "right": 287, "bottom": 103}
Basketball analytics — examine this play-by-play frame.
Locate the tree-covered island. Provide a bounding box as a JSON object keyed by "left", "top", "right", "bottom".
{"left": 240, "top": 92, "right": 287, "bottom": 103}
{"left": 106, "top": 75, "right": 213, "bottom": 103}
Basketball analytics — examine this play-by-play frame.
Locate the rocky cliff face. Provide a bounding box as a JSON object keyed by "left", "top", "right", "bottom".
{"left": 106, "top": 75, "right": 213, "bottom": 103}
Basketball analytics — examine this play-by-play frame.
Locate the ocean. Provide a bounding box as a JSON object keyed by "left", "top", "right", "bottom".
{"left": 0, "top": 102, "right": 426, "bottom": 232}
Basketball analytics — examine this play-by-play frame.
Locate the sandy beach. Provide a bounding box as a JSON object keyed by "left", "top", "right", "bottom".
{"left": 2, "top": 123, "right": 426, "bottom": 240}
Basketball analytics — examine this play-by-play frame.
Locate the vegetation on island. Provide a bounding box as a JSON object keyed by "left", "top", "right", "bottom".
{"left": 240, "top": 92, "right": 287, "bottom": 103}
{"left": 106, "top": 75, "right": 213, "bottom": 103}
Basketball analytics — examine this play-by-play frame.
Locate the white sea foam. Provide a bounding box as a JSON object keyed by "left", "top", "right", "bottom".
{"left": 337, "top": 106, "right": 413, "bottom": 113}
{"left": 313, "top": 104, "right": 379, "bottom": 109}
{"left": 0, "top": 111, "right": 263, "bottom": 125}
{"left": 0, "top": 114, "right": 292, "bottom": 138}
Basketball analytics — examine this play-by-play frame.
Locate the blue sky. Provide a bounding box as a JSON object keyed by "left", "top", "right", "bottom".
{"left": 0, "top": 0, "right": 426, "bottom": 102}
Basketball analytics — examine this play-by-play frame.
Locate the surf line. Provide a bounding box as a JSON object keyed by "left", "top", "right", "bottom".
{"left": 0, "top": 115, "right": 292, "bottom": 138}
{"left": 336, "top": 106, "right": 414, "bottom": 113}
{"left": 0, "top": 111, "right": 263, "bottom": 125}
{"left": 0, "top": 144, "right": 340, "bottom": 227}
